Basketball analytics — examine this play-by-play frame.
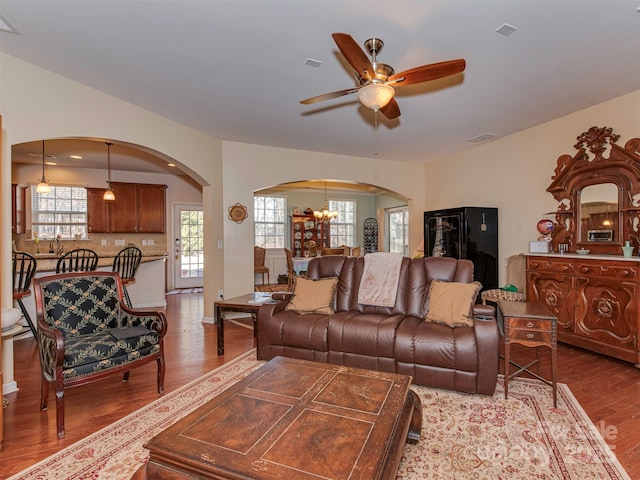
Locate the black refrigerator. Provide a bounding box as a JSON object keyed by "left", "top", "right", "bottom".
{"left": 424, "top": 207, "right": 498, "bottom": 291}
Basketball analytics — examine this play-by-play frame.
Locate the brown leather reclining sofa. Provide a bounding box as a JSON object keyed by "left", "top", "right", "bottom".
{"left": 257, "top": 255, "right": 500, "bottom": 395}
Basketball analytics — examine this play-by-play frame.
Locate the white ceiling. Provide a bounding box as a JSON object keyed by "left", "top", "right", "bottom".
{"left": 1, "top": 0, "right": 639, "bottom": 173}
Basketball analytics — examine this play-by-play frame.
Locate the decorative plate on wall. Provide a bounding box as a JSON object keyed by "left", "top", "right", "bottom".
{"left": 228, "top": 203, "right": 248, "bottom": 223}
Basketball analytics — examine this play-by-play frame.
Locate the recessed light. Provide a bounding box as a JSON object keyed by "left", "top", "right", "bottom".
{"left": 70, "top": 155, "right": 82, "bottom": 159}
{"left": 167, "top": 163, "right": 176, "bottom": 167}
{"left": 27, "top": 152, "right": 56, "bottom": 159}
{"left": 496, "top": 23, "right": 517, "bottom": 36}
{"left": 45, "top": 161, "right": 57, "bottom": 166}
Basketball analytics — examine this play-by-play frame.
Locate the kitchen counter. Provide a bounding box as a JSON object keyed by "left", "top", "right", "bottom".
{"left": 15, "top": 255, "right": 168, "bottom": 341}
{"left": 34, "top": 253, "right": 168, "bottom": 272}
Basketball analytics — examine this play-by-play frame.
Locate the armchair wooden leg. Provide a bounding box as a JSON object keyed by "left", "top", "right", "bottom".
{"left": 157, "top": 356, "right": 165, "bottom": 394}
{"left": 40, "top": 376, "right": 49, "bottom": 410}
{"left": 55, "top": 388, "right": 65, "bottom": 438}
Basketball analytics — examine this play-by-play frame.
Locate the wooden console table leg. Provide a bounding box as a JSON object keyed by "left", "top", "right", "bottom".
{"left": 216, "top": 305, "right": 224, "bottom": 356}
{"left": 504, "top": 341, "right": 510, "bottom": 400}
{"left": 551, "top": 344, "right": 558, "bottom": 408}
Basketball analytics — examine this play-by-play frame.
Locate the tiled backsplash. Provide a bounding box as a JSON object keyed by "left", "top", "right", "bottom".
{"left": 13, "top": 233, "right": 167, "bottom": 257}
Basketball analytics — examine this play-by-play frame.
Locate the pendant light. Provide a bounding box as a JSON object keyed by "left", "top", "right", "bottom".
{"left": 103, "top": 142, "right": 115, "bottom": 201}
{"left": 35, "top": 140, "right": 51, "bottom": 193}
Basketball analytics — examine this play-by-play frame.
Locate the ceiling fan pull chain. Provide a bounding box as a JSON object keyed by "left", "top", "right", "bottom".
{"left": 373, "top": 110, "right": 379, "bottom": 156}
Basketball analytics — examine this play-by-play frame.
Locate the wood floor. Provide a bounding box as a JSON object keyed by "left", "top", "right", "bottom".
{"left": 1, "top": 292, "right": 639, "bottom": 478}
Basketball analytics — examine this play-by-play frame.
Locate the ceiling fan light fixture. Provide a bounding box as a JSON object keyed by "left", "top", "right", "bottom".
{"left": 357, "top": 83, "right": 395, "bottom": 112}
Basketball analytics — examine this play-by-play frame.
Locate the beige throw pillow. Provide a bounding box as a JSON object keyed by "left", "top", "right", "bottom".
{"left": 285, "top": 276, "right": 339, "bottom": 315}
{"left": 425, "top": 280, "right": 481, "bottom": 327}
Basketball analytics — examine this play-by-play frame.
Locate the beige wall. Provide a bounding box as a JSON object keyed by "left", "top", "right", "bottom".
{"left": 425, "top": 90, "right": 640, "bottom": 285}
{"left": 0, "top": 53, "right": 223, "bottom": 317}
{"left": 1, "top": 53, "right": 426, "bottom": 318}
{"left": 3, "top": 50, "right": 638, "bottom": 312}
{"left": 222, "top": 141, "right": 426, "bottom": 298}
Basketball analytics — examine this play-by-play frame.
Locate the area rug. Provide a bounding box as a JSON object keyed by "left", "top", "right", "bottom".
{"left": 165, "top": 287, "right": 203, "bottom": 294}
{"left": 9, "top": 350, "right": 629, "bottom": 480}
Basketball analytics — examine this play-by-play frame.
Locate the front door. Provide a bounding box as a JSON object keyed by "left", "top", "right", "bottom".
{"left": 173, "top": 204, "right": 203, "bottom": 289}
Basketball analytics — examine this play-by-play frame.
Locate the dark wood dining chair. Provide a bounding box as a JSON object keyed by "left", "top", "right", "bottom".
{"left": 56, "top": 248, "right": 99, "bottom": 273}
{"left": 112, "top": 246, "right": 142, "bottom": 307}
{"left": 12, "top": 251, "right": 38, "bottom": 337}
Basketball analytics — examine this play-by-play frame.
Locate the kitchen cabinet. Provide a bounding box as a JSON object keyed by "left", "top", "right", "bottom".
{"left": 291, "top": 214, "right": 328, "bottom": 257}
{"left": 86, "top": 187, "right": 110, "bottom": 233}
{"left": 86, "top": 182, "right": 166, "bottom": 234}
{"left": 527, "top": 254, "right": 639, "bottom": 366}
{"left": 12, "top": 183, "right": 26, "bottom": 234}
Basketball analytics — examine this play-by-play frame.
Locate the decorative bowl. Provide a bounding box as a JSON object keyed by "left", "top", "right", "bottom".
{"left": 576, "top": 249, "right": 590, "bottom": 255}
{"left": 2, "top": 307, "right": 22, "bottom": 332}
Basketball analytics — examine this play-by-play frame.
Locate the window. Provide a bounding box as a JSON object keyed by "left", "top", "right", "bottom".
{"left": 179, "top": 209, "right": 204, "bottom": 279}
{"left": 254, "top": 196, "right": 286, "bottom": 248}
{"left": 329, "top": 199, "right": 356, "bottom": 247}
{"left": 387, "top": 206, "right": 409, "bottom": 255}
{"left": 31, "top": 185, "right": 88, "bottom": 240}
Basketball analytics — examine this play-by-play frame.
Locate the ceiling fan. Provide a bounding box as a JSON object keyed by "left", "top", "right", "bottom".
{"left": 300, "top": 33, "right": 466, "bottom": 120}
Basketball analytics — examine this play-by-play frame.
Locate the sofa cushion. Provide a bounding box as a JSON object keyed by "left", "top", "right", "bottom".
{"left": 425, "top": 280, "right": 481, "bottom": 327}
{"left": 285, "top": 276, "right": 339, "bottom": 315}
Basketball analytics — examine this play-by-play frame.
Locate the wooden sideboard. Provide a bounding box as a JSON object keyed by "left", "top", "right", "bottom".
{"left": 527, "top": 254, "right": 639, "bottom": 366}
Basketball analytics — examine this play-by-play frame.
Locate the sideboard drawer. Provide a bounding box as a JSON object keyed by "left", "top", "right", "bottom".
{"left": 527, "top": 257, "right": 574, "bottom": 274}
{"left": 509, "top": 317, "right": 553, "bottom": 332}
{"left": 509, "top": 329, "right": 552, "bottom": 344}
{"left": 575, "top": 262, "right": 638, "bottom": 280}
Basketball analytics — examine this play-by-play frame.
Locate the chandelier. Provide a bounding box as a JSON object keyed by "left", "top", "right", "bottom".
{"left": 313, "top": 182, "right": 338, "bottom": 225}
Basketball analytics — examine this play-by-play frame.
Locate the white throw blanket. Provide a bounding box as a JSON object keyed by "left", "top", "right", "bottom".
{"left": 358, "top": 252, "right": 403, "bottom": 307}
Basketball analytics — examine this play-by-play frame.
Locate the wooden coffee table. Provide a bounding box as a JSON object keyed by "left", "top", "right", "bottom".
{"left": 142, "top": 357, "right": 421, "bottom": 480}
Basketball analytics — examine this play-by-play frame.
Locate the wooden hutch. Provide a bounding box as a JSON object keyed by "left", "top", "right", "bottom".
{"left": 291, "top": 213, "right": 329, "bottom": 258}
{"left": 527, "top": 127, "right": 640, "bottom": 367}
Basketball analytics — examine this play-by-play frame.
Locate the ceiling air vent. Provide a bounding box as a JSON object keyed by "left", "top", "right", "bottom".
{"left": 496, "top": 23, "right": 517, "bottom": 36}
{"left": 468, "top": 133, "right": 496, "bottom": 143}
{"left": 304, "top": 58, "right": 322, "bottom": 68}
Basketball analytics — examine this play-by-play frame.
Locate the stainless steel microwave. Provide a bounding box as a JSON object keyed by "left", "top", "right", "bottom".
{"left": 587, "top": 229, "right": 614, "bottom": 242}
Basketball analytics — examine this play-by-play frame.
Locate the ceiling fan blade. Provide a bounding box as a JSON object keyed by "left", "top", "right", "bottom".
{"left": 388, "top": 59, "right": 466, "bottom": 86}
{"left": 380, "top": 98, "right": 401, "bottom": 119}
{"left": 332, "top": 33, "right": 374, "bottom": 81}
{"left": 300, "top": 87, "right": 359, "bottom": 105}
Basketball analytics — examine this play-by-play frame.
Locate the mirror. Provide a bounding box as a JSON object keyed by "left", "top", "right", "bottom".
{"left": 546, "top": 126, "right": 640, "bottom": 255}
{"left": 579, "top": 183, "right": 618, "bottom": 243}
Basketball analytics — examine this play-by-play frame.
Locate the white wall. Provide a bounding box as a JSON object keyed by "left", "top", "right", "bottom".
{"left": 425, "top": 90, "right": 640, "bottom": 285}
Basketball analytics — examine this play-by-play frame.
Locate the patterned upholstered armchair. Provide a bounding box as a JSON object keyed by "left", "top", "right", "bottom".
{"left": 33, "top": 271, "right": 168, "bottom": 438}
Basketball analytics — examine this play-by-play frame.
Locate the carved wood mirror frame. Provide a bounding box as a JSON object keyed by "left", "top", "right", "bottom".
{"left": 547, "top": 126, "right": 640, "bottom": 255}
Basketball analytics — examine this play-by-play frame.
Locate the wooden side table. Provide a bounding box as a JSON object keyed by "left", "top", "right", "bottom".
{"left": 214, "top": 293, "right": 277, "bottom": 355}
{"left": 497, "top": 301, "right": 558, "bottom": 407}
